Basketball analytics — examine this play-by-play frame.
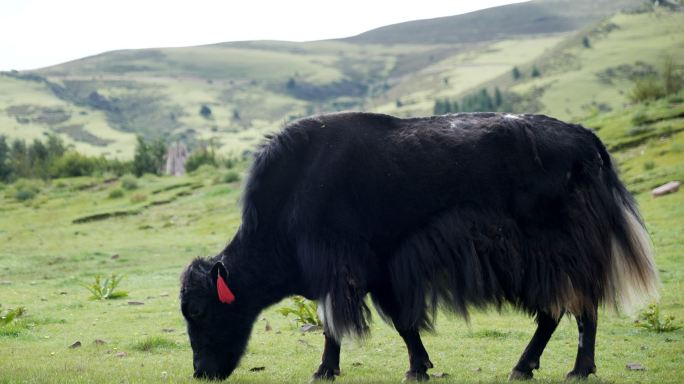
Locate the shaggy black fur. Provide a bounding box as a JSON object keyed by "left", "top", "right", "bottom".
{"left": 180, "top": 112, "right": 657, "bottom": 381}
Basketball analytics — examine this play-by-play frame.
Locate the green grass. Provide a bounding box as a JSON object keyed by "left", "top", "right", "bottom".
{"left": 1, "top": 100, "right": 684, "bottom": 383}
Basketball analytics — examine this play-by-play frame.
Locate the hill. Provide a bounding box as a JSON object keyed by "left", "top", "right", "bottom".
{"left": 0, "top": 0, "right": 655, "bottom": 158}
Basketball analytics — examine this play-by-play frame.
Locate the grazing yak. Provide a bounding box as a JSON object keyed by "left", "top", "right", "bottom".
{"left": 180, "top": 112, "right": 658, "bottom": 381}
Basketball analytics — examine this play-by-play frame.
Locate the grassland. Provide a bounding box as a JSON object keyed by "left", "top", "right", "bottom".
{"left": 1, "top": 97, "right": 684, "bottom": 383}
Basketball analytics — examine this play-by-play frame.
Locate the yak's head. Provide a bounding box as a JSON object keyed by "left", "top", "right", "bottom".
{"left": 180, "top": 258, "right": 256, "bottom": 380}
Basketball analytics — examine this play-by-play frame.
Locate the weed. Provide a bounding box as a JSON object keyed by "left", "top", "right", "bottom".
{"left": 0, "top": 305, "right": 25, "bottom": 327}
{"left": 643, "top": 160, "right": 656, "bottom": 170}
{"left": 83, "top": 274, "right": 128, "bottom": 300}
{"left": 131, "top": 336, "right": 178, "bottom": 352}
{"left": 635, "top": 303, "right": 681, "bottom": 333}
{"left": 630, "top": 76, "right": 666, "bottom": 102}
{"left": 130, "top": 193, "right": 147, "bottom": 203}
{"left": 631, "top": 110, "right": 650, "bottom": 125}
{"left": 277, "top": 296, "right": 321, "bottom": 326}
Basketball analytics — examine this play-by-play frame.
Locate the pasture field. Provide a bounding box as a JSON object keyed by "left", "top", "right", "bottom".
{"left": 1, "top": 99, "right": 684, "bottom": 383}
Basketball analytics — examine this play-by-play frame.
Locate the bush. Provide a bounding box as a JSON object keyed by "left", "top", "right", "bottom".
{"left": 643, "top": 161, "right": 656, "bottom": 171}
{"left": 223, "top": 171, "right": 240, "bottom": 183}
{"left": 630, "top": 76, "right": 666, "bottom": 102}
{"left": 14, "top": 189, "right": 36, "bottom": 201}
{"left": 120, "top": 174, "right": 138, "bottom": 190}
{"left": 631, "top": 110, "right": 650, "bottom": 125}
{"left": 11, "top": 179, "right": 41, "bottom": 201}
{"left": 186, "top": 148, "right": 218, "bottom": 173}
{"left": 108, "top": 188, "right": 124, "bottom": 199}
{"left": 51, "top": 152, "right": 97, "bottom": 178}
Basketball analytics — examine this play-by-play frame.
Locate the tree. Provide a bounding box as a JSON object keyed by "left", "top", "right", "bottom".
{"left": 494, "top": 87, "right": 503, "bottom": 108}
{"left": 531, "top": 66, "right": 541, "bottom": 78}
{"left": 200, "top": 105, "right": 212, "bottom": 119}
{"left": 133, "top": 136, "right": 166, "bottom": 176}
{"left": 0, "top": 136, "right": 10, "bottom": 182}
{"left": 512, "top": 66, "right": 521, "bottom": 80}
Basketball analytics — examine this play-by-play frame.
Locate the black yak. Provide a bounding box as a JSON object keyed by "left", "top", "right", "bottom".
{"left": 180, "top": 112, "right": 659, "bottom": 381}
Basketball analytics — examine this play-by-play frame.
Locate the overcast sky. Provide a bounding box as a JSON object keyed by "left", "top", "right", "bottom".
{"left": 0, "top": 0, "right": 528, "bottom": 71}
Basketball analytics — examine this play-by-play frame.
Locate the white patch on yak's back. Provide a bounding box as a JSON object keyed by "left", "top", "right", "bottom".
{"left": 504, "top": 114, "right": 522, "bottom": 120}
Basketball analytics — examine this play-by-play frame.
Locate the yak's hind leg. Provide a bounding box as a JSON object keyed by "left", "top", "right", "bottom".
{"left": 312, "top": 331, "right": 341, "bottom": 381}
{"left": 371, "top": 290, "right": 433, "bottom": 381}
{"left": 566, "top": 308, "right": 598, "bottom": 380}
{"left": 509, "top": 312, "right": 561, "bottom": 380}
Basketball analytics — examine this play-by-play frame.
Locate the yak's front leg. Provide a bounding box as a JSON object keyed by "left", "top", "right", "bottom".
{"left": 509, "top": 311, "right": 560, "bottom": 380}
{"left": 399, "top": 329, "right": 433, "bottom": 381}
{"left": 312, "top": 331, "right": 341, "bottom": 381}
{"left": 566, "top": 309, "right": 597, "bottom": 380}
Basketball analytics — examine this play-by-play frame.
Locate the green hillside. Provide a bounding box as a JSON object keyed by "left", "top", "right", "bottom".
{"left": 0, "top": 0, "right": 660, "bottom": 159}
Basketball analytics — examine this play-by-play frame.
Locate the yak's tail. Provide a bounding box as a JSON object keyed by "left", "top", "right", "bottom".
{"left": 595, "top": 136, "right": 660, "bottom": 314}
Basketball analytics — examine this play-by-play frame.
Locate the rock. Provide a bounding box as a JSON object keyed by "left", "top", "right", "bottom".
{"left": 474, "top": 367, "right": 482, "bottom": 372}
{"left": 300, "top": 324, "right": 321, "bottom": 333}
{"left": 652, "top": 181, "right": 680, "bottom": 197}
{"left": 265, "top": 321, "right": 272, "bottom": 332}
{"left": 69, "top": 341, "right": 82, "bottom": 349}
{"left": 94, "top": 339, "right": 107, "bottom": 345}
{"left": 115, "top": 352, "right": 127, "bottom": 358}
{"left": 626, "top": 362, "right": 645, "bottom": 371}
{"left": 161, "top": 328, "right": 175, "bottom": 333}
{"left": 59, "top": 291, "right": 67, "bottom": 295}
{"left": 159, "top": 292, "right": 169, "bottom": 297}
{"left": 431, "top": 372, "right": 449, "bottom": 378}
{"left": 352, "top": 362, "right": 363, "bottom": 367}
{"left": 127, "top": 301, "right": 144, "bottom": 306}
{"left": 111, "top": 254, "right": 119, "bottom": 260}
{"left": 249, "top": 366, "right": 265, "bottom": 372}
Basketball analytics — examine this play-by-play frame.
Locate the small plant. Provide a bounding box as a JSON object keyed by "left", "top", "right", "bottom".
{"left": 14, "top": 188, "right": 36, "bottom": 201}
{"left": 643, "top": 160, "right": 656, "bottom": 171}
{"left": 120, "top": 174, "right": 138, "bottom": 190}
{"left": 0, "top": 305, "right": 25, "bottom": 327}
{"left": 108, "top": 188, "right": 124, "bottom": 199}
{"left": 277, "top": 296, "right": 321, "bottom": 326}
{"left": 83, "top": 274, "right": 128, "bottom": 300}
{"left": 635, "top": 303, "right": 681, "bottom": 333}
{"left": 132, "top": 336, "right": 178, "bottom": 352}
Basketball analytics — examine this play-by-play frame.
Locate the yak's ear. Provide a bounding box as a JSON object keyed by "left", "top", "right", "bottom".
{"left": 210, "top": 261, "right": 235, "bottom": 304}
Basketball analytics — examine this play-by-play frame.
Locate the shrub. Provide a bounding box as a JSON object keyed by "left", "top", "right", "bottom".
{"left": 277, "top": 296, "right": 321, "bottom": 326}
{"left": 14, "top": 189, "right": 36, "bottom": 201}
{"left": 51, "top": 152, "right": 97, "bottom": 177}
{"left": 186, "top": 148, "right": 217, "bottom": 173}
{"left": 223, "top": 171, "right": 240, "bottom": 183}
{"left": 635, "top": 303, "right": 681, "bottom": 333}
{"left": 83, "top": 274, "right": 128, "bottom": 300}
{"left": 630, "top": 76, "right": 666, "bottom": 102}
{"left": 643, "top": 160, "right": 656, "bottom": 171}
{"left": 108, "top": 188, "right": 124, "bottom": 199}
{"left": 120, "top": 174, "right": 138, "bottom": 190}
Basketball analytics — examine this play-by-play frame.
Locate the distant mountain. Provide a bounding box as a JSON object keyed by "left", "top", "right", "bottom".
{"left": 345, "top": 0, "right": 646, "bottom": 44}
{"left": 0, "top": 0, "right": 668, "bottom": 159}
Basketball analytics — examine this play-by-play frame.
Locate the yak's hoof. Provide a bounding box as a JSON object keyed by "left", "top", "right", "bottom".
{"left": 403, "top": 371, "right": 430, "bottom": 382}
{"left": 311, "top": 365, "right": 340, "bottom": 382}
{"left": 508, "top": 368, "right": 534, "bottom": 381}
{"left": 565, "top": 368, "right": 595, "bottom": 381}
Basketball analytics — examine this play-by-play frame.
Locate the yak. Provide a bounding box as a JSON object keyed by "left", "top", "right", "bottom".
{"left": 180, "top": 112, "right": 659, "bottom": 381}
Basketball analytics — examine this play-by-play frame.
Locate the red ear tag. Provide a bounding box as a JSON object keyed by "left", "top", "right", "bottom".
{"left": 217, "top": 274, "right": 235, "bottom": 304}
